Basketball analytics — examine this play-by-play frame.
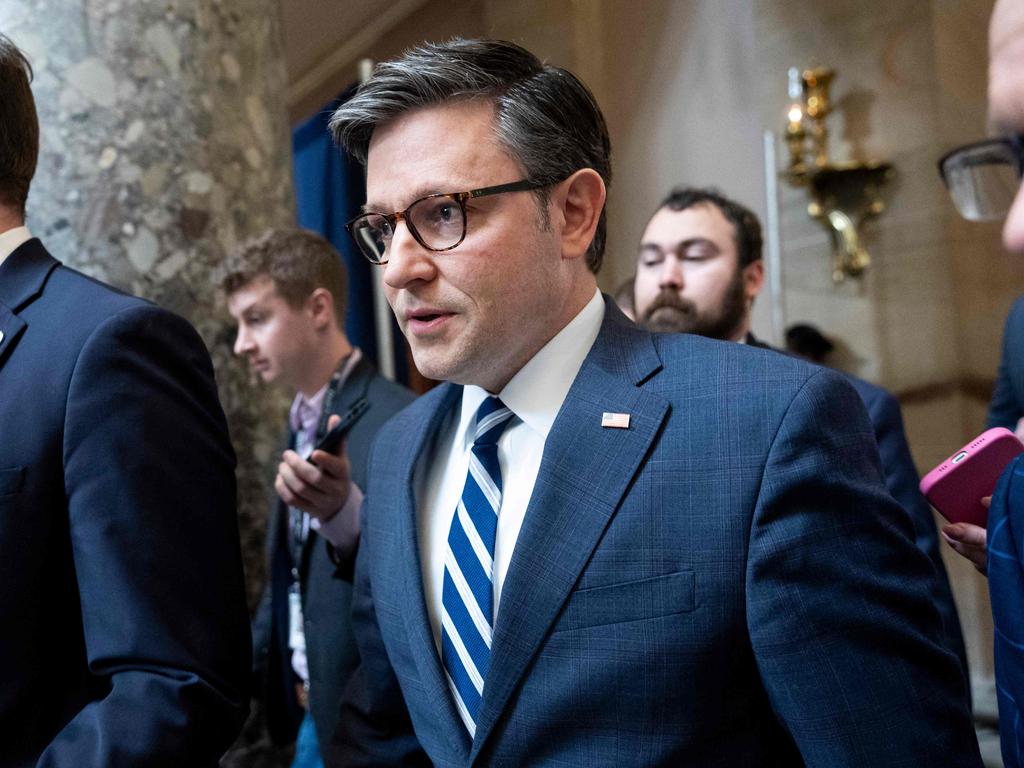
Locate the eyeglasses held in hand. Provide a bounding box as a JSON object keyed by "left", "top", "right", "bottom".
{"left": 938, "top": 134, "right": 1024, "bottom": 222}
{"left": 346, "top": 179, "right": 548, "bottom": 265}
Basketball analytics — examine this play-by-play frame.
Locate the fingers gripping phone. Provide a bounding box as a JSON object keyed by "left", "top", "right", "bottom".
{"left": 310, "top": 398, "right": 370, "bottom": 464}
{"left": 919, "top": 427, "right": 1024, "bottom": 527}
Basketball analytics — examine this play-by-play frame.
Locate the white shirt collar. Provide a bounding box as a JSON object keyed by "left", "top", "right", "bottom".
{"left": 457, "top": 288, "right": 605, "bottom": 445}
{"left": 0, "top": 225, "right": 33, "bottom": 268}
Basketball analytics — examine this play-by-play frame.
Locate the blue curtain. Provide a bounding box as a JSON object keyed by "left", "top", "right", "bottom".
{"left": 292, "top": 89, "right": 408, "bottom": 383}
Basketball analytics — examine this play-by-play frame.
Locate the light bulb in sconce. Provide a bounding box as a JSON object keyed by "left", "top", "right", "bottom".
{"left": 786, "top": 66, "right": 804, "bottom": 127}
{"left": 784, "top": 67, "right": 807, "bottom": 179}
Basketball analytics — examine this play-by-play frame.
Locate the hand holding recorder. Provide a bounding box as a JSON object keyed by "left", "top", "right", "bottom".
{"left": 276, "top": 398, "right": 370, "bottom": 523}
{"left": 922, "top": 427, "right": 1024, "bottom": 574}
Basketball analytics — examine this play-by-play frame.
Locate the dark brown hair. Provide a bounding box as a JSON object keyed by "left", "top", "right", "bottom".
{"left": 0, "top": 34, "right": 39, "bottom": 215}
{"left": 658, "top": 186, "right": 763, "bottom": 268}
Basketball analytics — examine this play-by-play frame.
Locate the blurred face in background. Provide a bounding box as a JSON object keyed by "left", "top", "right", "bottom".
{"left": 634, "top": 203, "right": 761, "bottom": 341}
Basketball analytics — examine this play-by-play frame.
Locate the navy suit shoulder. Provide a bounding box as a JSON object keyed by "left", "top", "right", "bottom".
{"left": 0, "top": 239, "right": 251, "bottom": 767}
{"left": 989, "top": 294, "right": 1024, "bottom": 430}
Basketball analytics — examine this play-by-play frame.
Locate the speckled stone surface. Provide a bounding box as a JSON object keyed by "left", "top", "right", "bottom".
{"left": 2, "top": 0, "right": 295, "bottom": 619}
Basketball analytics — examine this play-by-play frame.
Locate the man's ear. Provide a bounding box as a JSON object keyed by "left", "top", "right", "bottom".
{"left": 743, "top": 260, "right": 765, "bottom": 304}
{"left": 553, "top": 168, "right": 606, "bottom": 262}
{"left": 307, "top": 288, "right": 336, "bottom": 329}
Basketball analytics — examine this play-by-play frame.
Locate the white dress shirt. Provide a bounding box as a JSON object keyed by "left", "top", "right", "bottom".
{"left": 0, "top": 225, "right": 32, "bottom": 268}
{"left": 418, "top": 288, "right": 605, "bottom": 650}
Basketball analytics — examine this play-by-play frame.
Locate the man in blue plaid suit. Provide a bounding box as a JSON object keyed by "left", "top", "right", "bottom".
{"left": 324, "top": 38, "right": 980, "bottom": 767}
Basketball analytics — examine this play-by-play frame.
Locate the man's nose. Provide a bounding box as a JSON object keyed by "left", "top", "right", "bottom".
{"left": 1004, "top": 182, "right": 1024, "bottom": 254}
{"left": 233, "top": 328, "right": 251, "bottom": 357}
{"left": 658, "top": 257, "right": 684, "bottom": 291}
{"left": 383, "top": 219, "right": 437, "bottom": 290}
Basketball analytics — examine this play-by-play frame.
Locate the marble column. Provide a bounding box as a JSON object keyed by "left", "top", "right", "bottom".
{"left": 2, "top": 0, "right": 295, "bottom": 610}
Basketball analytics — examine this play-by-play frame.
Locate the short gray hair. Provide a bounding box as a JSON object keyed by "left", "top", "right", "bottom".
{"left": 328, "top": 38, "right": 612, "bottom": 273}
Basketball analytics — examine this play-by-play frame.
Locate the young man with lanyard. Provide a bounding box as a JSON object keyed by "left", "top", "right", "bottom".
{"left": 225, "top": 228, "right": 413, "bottom": 767}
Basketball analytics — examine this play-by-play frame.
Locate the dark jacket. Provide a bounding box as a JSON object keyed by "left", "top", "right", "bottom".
{"left": 0, "top": 239, "right": 251, "bottom": 767}
{"left": 251, "top": 355, "right": 414, "bottom": 752}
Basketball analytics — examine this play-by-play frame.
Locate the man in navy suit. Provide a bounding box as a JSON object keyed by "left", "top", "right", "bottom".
{"left": 325, "top": 39, "right": 980, "bottom": 766}
{"left": 938, "top": 0, "right": 1024, "bottom": 763}
{"left": 225, "top": 229, "right": 414, "bottom": 766}
{"left": 632, "top": 185, "right": 969, "bottom": 689}
{"left": 0, "top": 34, "right": 251, "bottom": 766}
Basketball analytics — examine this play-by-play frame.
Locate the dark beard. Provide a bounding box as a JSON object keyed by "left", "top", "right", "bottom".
{"left": 638, "top": 271, "right": 747, "bottom": 341}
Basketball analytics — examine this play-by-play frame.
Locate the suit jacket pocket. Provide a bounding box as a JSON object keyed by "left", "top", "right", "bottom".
{"left": 0, "top": 466, "right": 24, "bottom": 496}
{"left": 555, "top": 569, "right": 696, "bottom": 632}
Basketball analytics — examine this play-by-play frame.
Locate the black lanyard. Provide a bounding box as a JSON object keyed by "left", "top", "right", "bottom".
{"left": 289, "top": 354, "right": 353, "bottom": 574}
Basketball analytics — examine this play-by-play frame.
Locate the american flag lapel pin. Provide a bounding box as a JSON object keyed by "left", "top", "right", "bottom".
{"left": 601, "top": 412, "right": 630, "bottom": 429}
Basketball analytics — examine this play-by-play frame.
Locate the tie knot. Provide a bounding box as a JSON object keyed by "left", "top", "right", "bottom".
{"left": 473, "top": 396, "right": 514, "bottom": 447}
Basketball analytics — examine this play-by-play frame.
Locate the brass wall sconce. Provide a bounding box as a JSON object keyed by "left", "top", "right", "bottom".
{"left": 783, "top": 66, "right": 894, "bottom": 283}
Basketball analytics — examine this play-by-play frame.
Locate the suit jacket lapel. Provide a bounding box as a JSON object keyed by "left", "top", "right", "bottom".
{"left": 392, "top": 383, "right": 474, "bottom": 758}
{"left": 0, "top": 239, "right": 58, "bottom": 372}
{"left": 470, "top": 302, "right": 669, "bottom": 761}
{"left": 0, "top": 305, "right": 26, "bottom": 370}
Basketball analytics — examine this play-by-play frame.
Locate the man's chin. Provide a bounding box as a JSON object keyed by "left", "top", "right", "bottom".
{"left": 641, "top": 311, "right": 696, "bottom": 335}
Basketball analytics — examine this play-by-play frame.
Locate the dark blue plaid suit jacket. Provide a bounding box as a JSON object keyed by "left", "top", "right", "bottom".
{"left": 331, "top": 297, "right": 980, "bottom": 767}
{"left": 989, "top": 454, "right": 1024, "bottom": 768}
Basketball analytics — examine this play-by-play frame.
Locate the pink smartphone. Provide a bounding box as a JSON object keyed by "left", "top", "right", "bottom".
{"left": 919, "top": 427, "right": 1024, "bottom": 526}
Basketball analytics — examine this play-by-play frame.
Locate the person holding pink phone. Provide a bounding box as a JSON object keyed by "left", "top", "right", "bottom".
{"left": 939, "top": 1, "right": 1024, "bottom": 763}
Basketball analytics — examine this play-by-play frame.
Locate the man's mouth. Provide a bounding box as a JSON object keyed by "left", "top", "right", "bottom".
{"left": 405, "top": 309, "right": 455, "bottom": 333}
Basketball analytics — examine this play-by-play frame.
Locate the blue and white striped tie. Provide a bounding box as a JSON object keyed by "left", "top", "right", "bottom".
{"left": 441, "top": 396, "right": 515, "bottom": 737}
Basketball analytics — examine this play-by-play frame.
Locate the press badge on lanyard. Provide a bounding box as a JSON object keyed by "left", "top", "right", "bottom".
{"left": 288, "top": 584, "right": 306, "bottom": 651}
{"left": 285, "top": 352, "right": 358, "bottom": 668}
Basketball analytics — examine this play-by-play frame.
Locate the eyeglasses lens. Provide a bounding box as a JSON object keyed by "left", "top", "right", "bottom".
{"left": 943, "top": 142, "right": 1021, "bottom": 222}
{"left": 408, "top": 195, "right": 466, "bottom": 251}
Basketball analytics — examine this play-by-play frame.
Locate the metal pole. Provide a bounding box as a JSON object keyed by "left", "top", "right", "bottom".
{"left": 762, "top": 129, "right": 786, "bottom": 346}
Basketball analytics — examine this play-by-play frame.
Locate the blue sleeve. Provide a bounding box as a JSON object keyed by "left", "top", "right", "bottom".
{"left": 865, "top": 388, "right": 969, "bottom": 684}
{"left": 327, "top": 491, "right": 431, "bottom": 767}
{"left": 36, "top": 305, "right": 251, "bottom": 767}
{"left": 748, "top": 370, "right": 981, "bottom": 767}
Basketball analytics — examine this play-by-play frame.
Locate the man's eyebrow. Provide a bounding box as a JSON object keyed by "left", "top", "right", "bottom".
{"left": 363, "top": 184, "right": 456, "bottom": 214}
{"left": 236, "top": 296, "right": 269, "bottom": 315}
{"left": 639, "top": 237, "right": 720, "bottom": 253}
{"left": 680, "top": 237, "right": 719, "bottom": 251}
